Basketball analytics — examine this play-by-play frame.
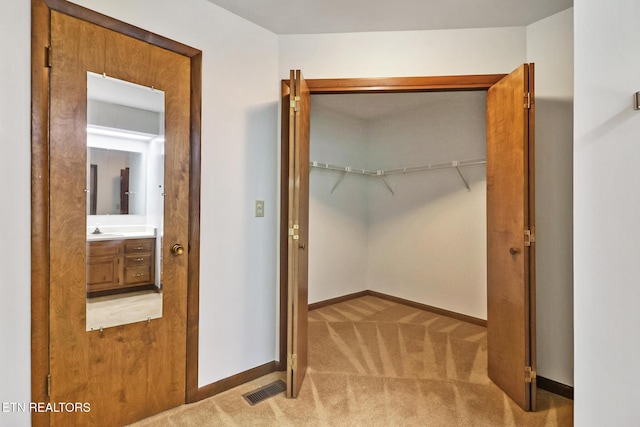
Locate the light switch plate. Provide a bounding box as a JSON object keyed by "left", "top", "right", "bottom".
{"left": 255, "top": 200, "right": 264, "bottom": 217}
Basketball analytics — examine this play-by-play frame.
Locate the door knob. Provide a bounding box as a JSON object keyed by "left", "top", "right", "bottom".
{"left": 171, "top": 244, "right": 185, "bottom": 255}
{"left": 509, "top": 247, "right": 520, "bottom": 255}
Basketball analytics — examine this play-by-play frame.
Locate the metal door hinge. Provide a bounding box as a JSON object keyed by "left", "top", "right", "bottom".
{"left": 525, "top": 366, "right": 536, "bottom": 383}
{"left": 288, "top": 354, "right": 297, "bottom": 370}
{"left": 47, "top": 374, "right": 51, "bottom": 397}
{"left": 289, "top": 224, "right": 300, "bottom": 240}
{"left": 524, "top": 229, "right": 535, "bottom": 247}
{"left": 524, "top": 92, "right": 532, "bottom": 109}
{"left": 45, "top": 46, "right": 52, "bottom": 68}
{"left": 290, "top": 96, "right": 301, "bottom": 112}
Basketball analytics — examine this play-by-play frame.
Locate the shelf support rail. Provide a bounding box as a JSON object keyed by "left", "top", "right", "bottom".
{"left": 310, "top": 158, "right": 485, "bottom": 194}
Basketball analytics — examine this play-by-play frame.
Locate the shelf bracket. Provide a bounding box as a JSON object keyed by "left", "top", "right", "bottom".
{"left": 379, "top": 176, "right": 395, "bottom": 195}
{"left": 453, "top": 162, "right": 471, "bottom": 191}
{"left": 330, "top": 171, "right": 348, "bottom": 194}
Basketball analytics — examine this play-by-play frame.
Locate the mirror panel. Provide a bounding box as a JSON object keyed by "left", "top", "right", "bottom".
{"left": 86, "top": 72, "right": 165, "bottom": 331}
{"left": 88, "top": 147, "right": 146, "bottom": 215}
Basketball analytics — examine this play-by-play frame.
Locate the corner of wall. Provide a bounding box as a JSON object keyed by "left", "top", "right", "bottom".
{"left": 525, "top": 6, "right": 574, "bottom": 387}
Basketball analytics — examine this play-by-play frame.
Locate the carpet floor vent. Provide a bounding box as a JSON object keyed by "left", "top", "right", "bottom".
{"left": 242, "top": 380, "right": 286, "bottom": 406}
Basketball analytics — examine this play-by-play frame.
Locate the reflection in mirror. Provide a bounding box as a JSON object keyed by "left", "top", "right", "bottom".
{"left": 86, "top": 72, "right": 165, "bottom": 331}
{"left": 88, "top": 148, "right": 146, "bottom": 215}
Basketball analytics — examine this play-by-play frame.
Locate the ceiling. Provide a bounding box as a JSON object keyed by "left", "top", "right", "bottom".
{"left": 205, "top": 0, "right": 573, "bottom": 35}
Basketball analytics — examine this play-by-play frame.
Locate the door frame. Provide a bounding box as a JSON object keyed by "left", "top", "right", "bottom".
{"left": 31, "top": 0, "right": 202, "bottom": 424}
{"left": 279, "top": 73, "right": 509, "bottom": 367}
{"left": 280, "top": 71, "right": 536, "bottom": 407}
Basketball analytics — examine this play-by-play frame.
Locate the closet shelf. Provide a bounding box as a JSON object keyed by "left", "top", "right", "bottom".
{"left": 309, "top": 157, "right": 486, "bottom": 194}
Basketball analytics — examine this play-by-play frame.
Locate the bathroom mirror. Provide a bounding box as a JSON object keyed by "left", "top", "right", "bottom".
{"left": 88, "top": 147, "right": 145, "bottom": 215}
{"left": 86, "top": 72, "right": 165, "bottom": 331}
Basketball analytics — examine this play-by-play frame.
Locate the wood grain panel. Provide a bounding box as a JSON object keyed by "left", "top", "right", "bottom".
{"left": 185, "top": 50, "right": 202, "bottom": 404}
{"left": 33, "top": 0, "right": 203, "bottom": 423}
{"left": 44, "top": 0, "right": 199, "bottom": 57}
{"left": 48, "top": 10, "right": 190, "bottom": 426}
{"left": 305, "top": 74, "right": 506, "bottom": 93}
{"left": 278, "top": 80, "right": 291, "bottom": 372}
{"left": 285, "top": 70, "right": 311, "bottom": 398}
{"left": 486, "top": 64, "right": 533, "bottom": 411}
{"left": 527, "top": 64, "right": 537, "bottom": 411}
{"left": 49, "top": 12, "right": 104, "bottom": 426}
{"left": 30, "top": 1, "right": 52, "bottom": 425}
{"left": 292, "top": 70, "right": 310, "bottom": 398}
{"left": 285, "top": 70, "right": 296, "bottom": 397}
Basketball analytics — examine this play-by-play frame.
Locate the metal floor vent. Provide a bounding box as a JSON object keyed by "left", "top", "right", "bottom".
{"left": 242, "top": 380, "right": 286, "bottom": 406}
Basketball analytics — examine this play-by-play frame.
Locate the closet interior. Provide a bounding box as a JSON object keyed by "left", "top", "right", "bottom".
{"left": 308, "top": 90, "right": 488, "bottom": 320}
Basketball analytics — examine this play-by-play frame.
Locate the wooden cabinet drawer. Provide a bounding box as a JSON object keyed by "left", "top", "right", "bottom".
{"left": 87, "top": 237, "right": 156, "bottom": 294}
{"left": 124, "top": 266, "right": 152, "bottom": 284}
{"left": 125, "top": 239, "right": 154, "bottom": 253}
{"left": 89, "top": 241, "right": 120, "bottom": 257}
{"left": 124, "top": 254, "right": 151, "bottom": 267}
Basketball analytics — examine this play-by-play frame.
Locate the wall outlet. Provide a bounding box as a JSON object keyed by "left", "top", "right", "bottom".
{"left": 255, "top": 200, "right": 264, "bottom": 217}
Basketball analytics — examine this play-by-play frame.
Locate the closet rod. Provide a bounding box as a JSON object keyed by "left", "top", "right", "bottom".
{"left": 310, "top": 157, "right": 486, "bottom": 194}
{"left": 310, "top": 161, "right": 370, "bottom": 175}
{"left": 310, "top": 158, "right": 486, "bottom": 177}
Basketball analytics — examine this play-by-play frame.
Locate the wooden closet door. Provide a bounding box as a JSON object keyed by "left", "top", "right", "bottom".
{"left": 486, "top": 63, "right": 536, "bottom": 411}
{"left": 48, "top": 11, "right": 191, "bottom": 426}
{"left": 286, "top": 70, "right": 310, "bottom": 398}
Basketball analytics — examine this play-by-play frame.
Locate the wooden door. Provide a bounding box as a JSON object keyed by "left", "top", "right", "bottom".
{"left": 89, "top": 164, "right": 97, "bottom": 215}
{"left": 486, "top": 63, "right": 536, "bottom": 411}
{"left": 285, "top": 70, "right": 310, "bottom": 398}
{"left": 120, "top": 167, "right": 130, "bottom": 214}
{"left": 48, "top": 11, "right": 191, "bottom": 426}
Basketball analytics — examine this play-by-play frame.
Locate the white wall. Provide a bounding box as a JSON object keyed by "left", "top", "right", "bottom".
{"left": 575, "top": 0, "right": 640, "bottom": 424}
{"left": 366, "top": 92, "right": 487, "bottom": 319}
{"left": 308, "top": 101, "right": 370, "bottom": 303}
{"left": 0, "top": 1, "right": 31, "bottom": 426}
{"left": 526, "top": 8, "right": 574, "bottom": 387}
{"left": 280, "top": 27, "right": 527, "bottom": 78}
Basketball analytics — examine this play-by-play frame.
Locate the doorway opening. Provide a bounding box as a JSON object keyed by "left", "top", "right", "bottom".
{"left": 306, "top": 90, "right": 488, "bottom": 320}
{"left": 280, "top": 68, "right": 536, "bottom": 410}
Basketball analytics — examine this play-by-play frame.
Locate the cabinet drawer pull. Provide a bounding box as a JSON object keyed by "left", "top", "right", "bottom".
{"left": 133, "top": 246, "right": 145, "bottom": 250}
{"left": 133, "top": 273, "right": 145, "bottom": 278}
{"left": 133, "top": 257, "right": 145, "bottom": 262}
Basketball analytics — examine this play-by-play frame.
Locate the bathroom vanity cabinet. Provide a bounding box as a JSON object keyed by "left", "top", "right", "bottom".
{"left": 87, "top": 238, "right": 156, "bottom": 293}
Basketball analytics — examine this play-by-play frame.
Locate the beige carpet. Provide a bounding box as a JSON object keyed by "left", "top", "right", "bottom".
{"left": 130, "top": 295, "right": 573, "bottom": 426}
